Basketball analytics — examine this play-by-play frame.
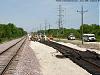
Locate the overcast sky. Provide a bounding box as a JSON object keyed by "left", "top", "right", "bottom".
{"left": 0, "top": 0, "right": 99, "bottom": 32}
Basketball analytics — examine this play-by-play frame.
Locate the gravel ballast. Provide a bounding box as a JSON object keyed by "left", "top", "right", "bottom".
{"left": 14, "top": 40, "right": 42, "bottom": 75}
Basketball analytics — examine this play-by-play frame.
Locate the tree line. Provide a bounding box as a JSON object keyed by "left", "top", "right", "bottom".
{"left": 0, "top": 23, "right": 27, "bottom": 43}
{"left": 38, "top": 24, "right": 100, "bottom": 41}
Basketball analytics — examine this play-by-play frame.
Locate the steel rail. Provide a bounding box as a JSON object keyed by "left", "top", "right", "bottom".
{"left": 0, "top": 37, "right": 27, "bottom": 75}
{"left": 0, "top": 37, "right": 25, "bottom": 55}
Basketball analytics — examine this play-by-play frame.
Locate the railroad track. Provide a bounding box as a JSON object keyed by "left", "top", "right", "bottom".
{"left": 0, "top": 37, "right": 27, "bottom": 75}
{"left": 40, "top": 40, "right": 100, "bottom": 75}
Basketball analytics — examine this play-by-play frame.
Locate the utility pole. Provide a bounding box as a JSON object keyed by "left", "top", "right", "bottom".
{"left": 49, "top": 24, "right": 50, "bottom": 30}
{"left": 39, "top": 24, "right": 42, "bottom": 35}
{"left": 40, "top": 24, "right": 41, "bottom": 31}
{"left": 77, "top": 5, "right": 88, "bottom": 45}
{"left": 44, "top": 20, "right": 47, "bottom": 35}
{"left": 57, "top": 5, "right": 64, "bottom": 40}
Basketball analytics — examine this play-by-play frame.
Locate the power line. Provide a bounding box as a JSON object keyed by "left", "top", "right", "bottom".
{"left": 77, "top": 5, "right": 88, "bottom": 45}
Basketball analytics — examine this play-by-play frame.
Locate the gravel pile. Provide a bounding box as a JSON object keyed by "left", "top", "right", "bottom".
{"left": 30, "top": 41, "right": 90, "bottom": 75}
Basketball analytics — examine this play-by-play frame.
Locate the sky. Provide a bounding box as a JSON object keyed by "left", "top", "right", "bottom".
{"left": 0, "top": 0, "right": 99, "bottom": 32}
